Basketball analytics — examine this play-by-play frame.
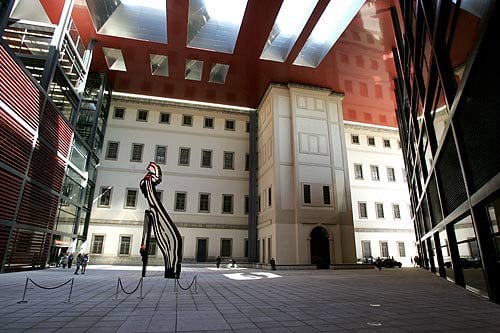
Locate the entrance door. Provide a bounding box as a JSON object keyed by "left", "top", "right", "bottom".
{"left": 310, "top": 227, "right": 330, "bottom": 269}
{"left": 196, "top": 238, "right": 208, "bottom": 262}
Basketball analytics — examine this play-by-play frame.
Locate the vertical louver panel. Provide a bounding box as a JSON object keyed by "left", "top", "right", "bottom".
{"left": 40, "top": 102, "right": 73, "bottom": 157}
{"left": 427, "top": 174, "right": 443, "bottom": 227}
{"left": 0, "top": 109, "right": 33, "bottom": 173}
{"left": 3, "top": 228, "right": 51, "bottom": 272}
{"left": 0, "top": 170, "right": 23, "bottom": 221}
{"left": 17, "top": 182, "right": 59, "bottom": 230}
{"left": 436, "top": 135, "right": 468, "bottom": 215}
{"left": 0, "top": 47, "right": 41, "bottom": 130}
{"left": 28, "top": 141, "right": 65, "bottom": 191}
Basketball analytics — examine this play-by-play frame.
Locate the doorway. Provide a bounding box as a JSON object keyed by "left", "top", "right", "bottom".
{"left": 310, "top": 227, "right": 330, "bottom": 269}
{"left": 196, "top": 238, "right": 208, "bottom": 262}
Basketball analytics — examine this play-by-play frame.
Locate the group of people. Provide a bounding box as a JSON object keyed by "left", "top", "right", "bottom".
{"left": 215, "top": 256, "right": 276, "bottom": 270}
{"left": 58, "top": 253, "right": 89, "bottom": 275}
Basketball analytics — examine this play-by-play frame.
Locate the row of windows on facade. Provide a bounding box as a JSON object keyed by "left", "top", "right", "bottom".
{"left": 98, "top": 187, "right": 248, "bottom": 214}
{"left": 357, "top": 201, "right": 402, "bottom": 220}
{"left": 113, "top": 107, "right": 249, "bottom": 132}
{"left": 353, "top": 164, "right": 406, "bottom": 183}
{"left": 106, "top": 142, "right": 249, "bottom": 170}
{"left": 350, "top": 134, "right": 401, "bottom": 149}
{"left": 90, "top": 235, "right": 240, "bottom": 258}
{"left": 360, "top": 240, "right": 407, "bottom": 259}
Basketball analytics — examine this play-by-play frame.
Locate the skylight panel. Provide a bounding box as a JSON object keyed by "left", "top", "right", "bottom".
{"left": 185, "top": 59, "right": 204, "bottom": 81}
{"left": 209, "top": 63, "right": 229, "bottom": 84}
{"left": 150, "top": 54, "right": 169, "bottom": 77}
{"left": 187, "top": 0, "right": 248, "bottom": 54}
{"left": 293, "top": 0, "right": 365, "bottom": 68}
{"left": 260, "top": 0, "right": 318, "bottom": 63}
{"left": 102, "top": 47, "right": 127, "bottom": 71}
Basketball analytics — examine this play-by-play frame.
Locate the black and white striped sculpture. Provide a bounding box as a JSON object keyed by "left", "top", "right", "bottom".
{"left": 140, "top": 162, "right": 182, "bottom": 278}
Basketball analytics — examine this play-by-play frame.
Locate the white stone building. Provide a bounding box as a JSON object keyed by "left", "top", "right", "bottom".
{"left": 344, "top": 122, "right": 416, "bottom": 266}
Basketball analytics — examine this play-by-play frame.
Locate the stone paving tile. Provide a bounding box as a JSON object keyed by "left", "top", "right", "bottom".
{"left": 0, "top": 266, "right": 500, "bottom": 332}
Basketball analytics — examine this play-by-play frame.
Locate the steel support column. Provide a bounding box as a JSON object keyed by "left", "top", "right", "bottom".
{"left": 247, "top": 111, "right": 258, "bottom": 263}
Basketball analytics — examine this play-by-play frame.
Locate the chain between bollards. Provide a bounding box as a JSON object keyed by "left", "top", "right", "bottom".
{"left": 113, "top": 277, "right": 143, "bottom": 300}
{"left": 18, "top": 277, "right": 74, "bottom": 304}
{"left": 17, "top": 277, "right": 29, "bottom": 303}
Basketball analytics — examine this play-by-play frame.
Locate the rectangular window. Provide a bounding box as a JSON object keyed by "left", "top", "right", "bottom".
{"left": 182, "top": 114, "right": 193, "bottom": 126}
{"left": 367, "top": 136, "right": 375, "bottom": 146}
{"left": 179, "top": 148, "right": 190, "bottom": 166}
{"left": 220, "top": 239, "right": 232, "bottom": 257}
{"left": 119, "top": 236, "right": 131, "bottom": 255}
{"left": 354, "top": 164, "right": 363, "bottom": 179}
{"left": 175, "top": 192, "right": 187, "bottom": 211}
{"left": 204, "top": 117, "right": 214, "bottom": 129}
{"left": 155, "top": 145, "right": 167, "bottom": 164}
{"left": 244, "top": 195, "right": 249, "bottom": 215}
{"left": 222, "top": 194, "right": 233, "bottom": 214}
{"left": 387, "top": 167, "right": 396, "bottom": 182}
{"left": 244, "top": 239, "right": 248, "bottom": 257}
{"left": 268, "top": 187, "right": 272, "bottom": 207}
{"left": 98, "top": 187, "right": 112, "bottom": 207}
{"left": 358, "top": 202, "right": 367, "bottom": 218}
{"left": 351, "top": 134, "right": 360, "bottom": 144}
{"left": 131, "top": 143, "right": 144, "bottom": 162}
{"left": 380, "top": 241, "right": 389, "bottom": 257}
{"left": 393, "top": 204, "right": 401, "bottom": 219}
{"left": 159, "top": 112, "right": 170, "bottom": 124}
{"left": 245, "top": 153, "right": 249, "bottom": 171}
{"left": 258, "top": 195, "right": 261, "bottom": 212}
{"left": 246, "top": 121, "right": 250, "bottom": 133}
{"left": 113, "top": 107, "right": 125, "bottom": 119}
{"left": 376, "top": 203, "right": 385, "bottom": 219}
{"left": 361, "top": 240, "right": 371, "bottom": 258}
{"left": 225, "top": 119, "right": 235, "bottom": 131}
{"left": 323, "top": 186, "right": 331, "bottom": 205}
{"left": 398, "top": 242, "right": 406, "bottom": 257}
{"left": 223, "top": 152, "right": 234, "bottom": 169}
{"left": 148, "top": 238, "right": 157, "bottom": 256}
{"left": 303, "top": 184, "right": 311, "bottom": 204}
{"left": 125, "top": 189, "right": 138, "bottom": 208}
{"left": 199, "top": 193, "right": 210, "bottom": 212}
{"left": 383, "top": 139, "right": 391, "bottom": 148}
{"left": 137, "top": 109, "right": 148, "bottom": 121}
{"left": 91, "top": 235, "right": 104, "bottom": 254}
{"left": 201, "top": 150, "right": 212, "bottom": 168}
{"left": 371, "top": 165, "right": 380, "bottom": 181}
{"left": 106, "top": 141, "right": 119, "bottom": 160}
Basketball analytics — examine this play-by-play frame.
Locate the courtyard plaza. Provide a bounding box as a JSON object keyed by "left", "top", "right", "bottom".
{"left": 0, "top": 265, "right": 499, "bottom": 332}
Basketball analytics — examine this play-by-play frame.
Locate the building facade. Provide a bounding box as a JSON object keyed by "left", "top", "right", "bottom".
{"left": 344, "top": 122, "right": 415, "bottom": 266}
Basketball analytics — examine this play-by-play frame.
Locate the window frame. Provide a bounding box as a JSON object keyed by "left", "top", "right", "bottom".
{"left": 225, "top": 119, "right": 235, "bottom": 131}
{"left": 245, "top": 153, "right": 249, "bottom": 171}
{"left": 383, "top": 139, "right": 391, "bottom": 148}
{"left": 174, "top": 191, "right": 187, "bottom": 212}
{"left": 220, "top": 238, "right": 233, "bottom": 257}
{"left": 118, "top": 235, "right": 132, "bottom": 256}
{"left": 113, "top": 107, "right": 125, "bottom": 119}
{"left": 98, "top": 186, "right": 112, "bottom": 208}
{"left": 204, "top": 117, "right": 214, "bottom": 129}
{"left": 182, "top": 114, "right": 193, "bottom": 127}
{"left": 358, "top": 202, "right": 368, "bottom": 219}
{"left": 268, "top": 187, "right": 272, "bottom": 207}
{"left": 387, "top": 167, "right": 396, "bottom": 182}
{"left": 159, "top": 112, "right": 171, "bottom": 124}
{"left": 371, "top": 165, "right": 380, "bottom": 181}
{"left": 222, "top": 194, "right": 234, "bottom": 214}
{"left": 136, "top": 109, "right": 149, "bottom": 122}
{"left": 322, "top": 185, "right": 331, "bottom": 205}
{"left": 303, "top": 183, "right": 311, "bottom": 205}
{"left": 155, "top": 145, "right": 167, "bottom": 165}
{"left": 130, "top": 143, "right": 144, "bottom": 162}
{"left": 105, "top": 141, "right": 120, "bottom": 160}
{"left": 354, "top": 164, "right": 364, "bottom": 180}
{"left": 367, "top": 136, "right": 376, "bottom": 146}
{"left": 380, "top": 241, "right": 389, "bottom": 258}
{"left": 223, "top": 151, "right": 235, "bottom": 170}
{"left": 124, "top": 188, "right": 138, "bottom": 209}
{"left": 90, "top": 234, "right": 105, "bottom": 255}
{"left": 351, "top": 134, "right": 360, "bottom": 144}
{"left": 392, "top": 204, "right": 401, "bottom": 219}
{"left": 178, "top": 147, "right": 191, "bottom": 166}
{"left": 376, "top": 202, "right": 385, "bottom": 219}
{"left": 201, "top": 149, "right": 213, "bottom": 168}
{"left": 198, "top": 193, "right": 211, "bottom": 213}
{"left": 244, "top": 195, "right": 249, "bottom": 215}
{"left": 397, "top": 241, "right": 406, "bottom": 257}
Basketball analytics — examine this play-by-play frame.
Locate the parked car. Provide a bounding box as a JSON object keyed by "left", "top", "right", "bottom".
{"left": 443, "top": 258, "right": 481, "bottom": 269}
{"left": 382, "top": 258, "right": 402, "bottom": 268}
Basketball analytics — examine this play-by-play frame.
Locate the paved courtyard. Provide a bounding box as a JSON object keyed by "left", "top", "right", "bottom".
{"left": 0, "top": 265, "right": 499, "bottom": 332}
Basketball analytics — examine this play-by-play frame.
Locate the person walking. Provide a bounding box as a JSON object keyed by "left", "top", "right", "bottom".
{"left": 216, "top": 256, "right": 221, "bottom": 269}
{"left": 81, "top": 254, "right": 89, "bottom": 274}
{"left": 61, "top": 254, "right": 69, "bottom": 269}
{"left": 74, "top": 253, "right": 83, "bottom": 275}
{"left": 270, "top": 257, "right": 276, "bottom": 270}
{"left": 375, "top": 257, "right": 383, "bottom": 271}
{"left": 68, "top": 253, "right": 74, "bottom": 269}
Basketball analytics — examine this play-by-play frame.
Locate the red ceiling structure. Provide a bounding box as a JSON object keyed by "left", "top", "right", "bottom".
{"left": 40, "top": 0, "right": 399, "bottom": 127}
